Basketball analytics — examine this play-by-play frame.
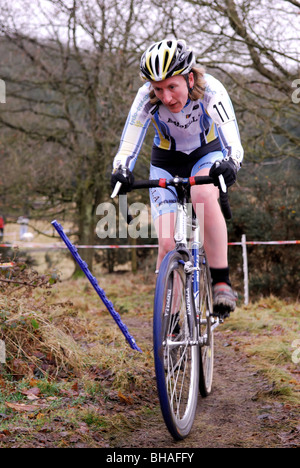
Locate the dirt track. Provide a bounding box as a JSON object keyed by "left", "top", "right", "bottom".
{"left": 115, "top": 329, "right": 300, "bottom": 449}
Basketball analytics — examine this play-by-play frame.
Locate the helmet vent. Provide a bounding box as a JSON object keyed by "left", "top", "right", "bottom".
{"left": 164, "top": 51, "right": 170, "bottom": 69}
{"left": 147, "top": 58, "right": 154, "bottom": 75}
{"left": 155, "top": 55, "right": 160, "bottom": 74}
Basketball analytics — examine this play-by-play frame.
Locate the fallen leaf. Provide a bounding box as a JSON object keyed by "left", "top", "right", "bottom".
{"left": 289, "top": 379, "right": 300, "bottom": 386}
{"left": 118, "top": 390, "right": 133, "bottom": 405}
{"left": 0, "top": 377, "right": 6, "bottom": 388}
{"left": 27, "top": 394, "right": 40, "bottom": 401}
{"left": 5, "top": 401, "right": 47, "bottom": 412}
{"left": 21, "top": 387, "right": 41, "bottom": 399}
{"left": 29, "top": 378, "right": 39, "bottom": 387}
{"left": 5, "top": 402, "right": 38, "bottom": 412}
{"left": 71, "top": 381, "right": 79, "bottom": 392}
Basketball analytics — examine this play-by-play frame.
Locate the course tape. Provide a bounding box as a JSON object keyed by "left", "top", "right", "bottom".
{"left": 0, "top": 240, "right": 299, "bottom": 250}
{"left": 228, "top": 240, "right": 300, "bottom": 246}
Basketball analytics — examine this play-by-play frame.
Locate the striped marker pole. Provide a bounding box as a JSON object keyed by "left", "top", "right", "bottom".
{"left": 51, "top": 220, "right": 142, "bottom": 353}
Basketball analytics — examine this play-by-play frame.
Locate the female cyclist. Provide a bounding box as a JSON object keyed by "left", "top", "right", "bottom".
{"left": 111, "top": 39, "right": 244, "bottom": 317}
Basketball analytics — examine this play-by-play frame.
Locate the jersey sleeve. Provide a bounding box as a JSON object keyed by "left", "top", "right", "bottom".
{"left": 204, "top": 75, "right": 244, "bottom": 168}
{"left": 113, "top": 83, "right": 154, "bottom": 172}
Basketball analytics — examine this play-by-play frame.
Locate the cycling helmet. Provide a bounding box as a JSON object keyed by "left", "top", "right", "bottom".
{"left": 140, "top": 39, "right": 195, "bottom": 82}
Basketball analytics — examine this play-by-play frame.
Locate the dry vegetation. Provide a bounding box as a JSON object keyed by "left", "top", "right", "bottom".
{"left": 0, "top": 260, "right": 156, "bottom": 447}
{"left": 0, "top": 258, "right": 299, "bottom": 448}
{"left": 222, "top": 297, "right": 300, "bottom": 404}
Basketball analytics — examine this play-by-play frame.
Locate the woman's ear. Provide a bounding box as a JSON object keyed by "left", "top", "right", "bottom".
{"left": 189, "top": 72, "right": 194, "bottom": 90}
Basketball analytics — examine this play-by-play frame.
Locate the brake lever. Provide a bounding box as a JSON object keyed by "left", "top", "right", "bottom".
{"left": 111, "top": 181, "right": 122, "bottom": 199}
{"left": 218, "top": 174, "right": 227, "bottom": 193}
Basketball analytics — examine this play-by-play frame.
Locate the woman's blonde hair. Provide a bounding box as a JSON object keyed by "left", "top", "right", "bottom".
{"left": 148, "top": 66, "right": 206, "bottom": 105}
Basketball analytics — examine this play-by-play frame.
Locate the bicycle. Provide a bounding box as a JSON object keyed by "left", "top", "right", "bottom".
{"left": 112, "top": 171, "right": 232, "bottom": 440}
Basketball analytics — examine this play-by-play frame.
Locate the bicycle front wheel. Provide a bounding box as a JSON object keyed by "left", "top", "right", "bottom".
{"left": 153, "top": 251, "right": 200, "bottom": 440}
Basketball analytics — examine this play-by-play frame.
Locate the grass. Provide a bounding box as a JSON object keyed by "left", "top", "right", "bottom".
{"left": 222, "top": 296, "right": 300, "bottom": 403}
{"left": 0, "top": 267, "right": 157, "bottom": 447}
{"left": 0, "top": 264, "right": 299, "bottom": 446}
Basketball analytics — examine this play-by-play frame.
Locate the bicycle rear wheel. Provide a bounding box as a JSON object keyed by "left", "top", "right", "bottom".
{"left": 198, "top": 252, "right": 214, "bottom": 397}
{"left": 153, "top": 251, "right": 200, "bottom": 440}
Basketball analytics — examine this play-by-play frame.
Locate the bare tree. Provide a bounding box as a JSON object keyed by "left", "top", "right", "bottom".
{"left": 1, "top": 0, "right": 299, "bottom": 273}
{"left": 0, "top": 0, "right": 164, "bottom": 270}
{"left": 152, "top": 0, "right": 300, "bottom": 161}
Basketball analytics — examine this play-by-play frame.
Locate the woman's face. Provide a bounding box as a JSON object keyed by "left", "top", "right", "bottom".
{"left": 151, "top": 73, "right": 194, "bottom": 113}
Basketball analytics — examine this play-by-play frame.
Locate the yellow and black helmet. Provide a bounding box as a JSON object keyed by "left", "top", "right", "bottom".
{"left": 140, "top": 39, "right": 195, "bottom": 82}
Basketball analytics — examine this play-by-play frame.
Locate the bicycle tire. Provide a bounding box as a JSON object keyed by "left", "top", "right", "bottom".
{"left": 153, "top": 250, "right": 200, "bottom": 440}
{"left": 198, "top": 252, "right": 214, "bottom": 397}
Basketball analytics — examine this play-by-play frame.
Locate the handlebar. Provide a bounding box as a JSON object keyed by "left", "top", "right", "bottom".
{"left": 111, "top": 175, "right": 232, "bottom": 220}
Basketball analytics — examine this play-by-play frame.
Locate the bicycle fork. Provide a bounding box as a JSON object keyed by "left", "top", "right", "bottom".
{"left": 189, "top": 218, "right": 221, "bottom": 346}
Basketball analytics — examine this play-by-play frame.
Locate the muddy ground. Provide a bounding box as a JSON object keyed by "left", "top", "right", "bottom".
{"left": 114, "top": 329, "right": 300, "bottom": 449}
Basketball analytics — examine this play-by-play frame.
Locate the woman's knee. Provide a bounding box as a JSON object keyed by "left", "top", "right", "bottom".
{"left": 158, "top": 236, "right": 175, "bottom": 257}
{"left": 191, "top": 184, "right": 219, "bottom": 206}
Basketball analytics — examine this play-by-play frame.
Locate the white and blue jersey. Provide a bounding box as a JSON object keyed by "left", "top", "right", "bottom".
{"left": 113, "top": 73, "right": 244, "bottom": 220}
{"left": 113, "top": 73, "right": 244, "bottom": 172}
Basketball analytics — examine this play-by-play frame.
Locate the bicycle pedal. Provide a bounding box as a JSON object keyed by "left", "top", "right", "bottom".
{"left": 212, "top": 305, "right": 230, "bottom": 320}
{"left": 209, "top": 314, "right": 224, "bottom": 327}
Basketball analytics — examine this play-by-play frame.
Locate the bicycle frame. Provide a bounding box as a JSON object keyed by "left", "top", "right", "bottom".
{"left": 170, "top": 180, "right": 221, "bottom": 348}
{"left": 111, "top": 173, "right": 227, "bottom": 346}
{"left": 111, "top": 173, "right": 230, "bottom": 439}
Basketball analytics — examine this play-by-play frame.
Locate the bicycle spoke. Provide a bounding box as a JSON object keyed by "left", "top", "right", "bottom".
{"left": 166, "top": 342, "right": 189, "bottom": 417}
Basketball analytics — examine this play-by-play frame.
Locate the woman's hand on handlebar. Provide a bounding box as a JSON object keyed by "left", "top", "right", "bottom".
{"left": 209, "top": 157, "right": 237, "bottom": 188}
{"left": 111, "top": 165, "right": 135, "bottom": 195}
